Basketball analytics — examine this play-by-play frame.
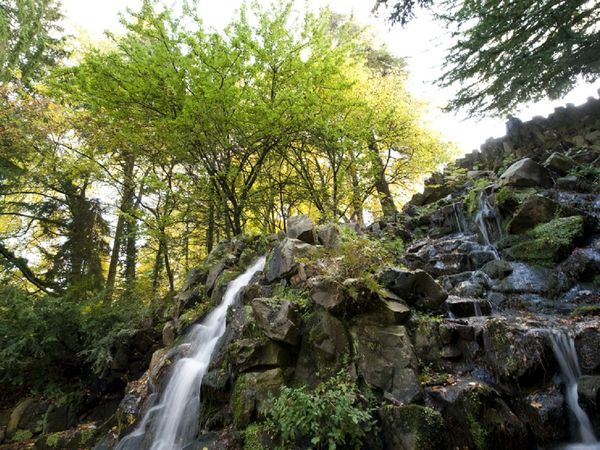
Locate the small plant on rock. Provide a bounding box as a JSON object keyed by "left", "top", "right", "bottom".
{"left": 263, "top": 371, "right": 375, "bottom": 449}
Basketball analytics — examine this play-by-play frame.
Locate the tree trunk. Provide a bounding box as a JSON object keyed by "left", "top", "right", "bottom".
{"left": 104, "top": 156, "right": 135, "bottom": 303}
{"left": 369, "top": 140, "right": 397, "bottom": 218}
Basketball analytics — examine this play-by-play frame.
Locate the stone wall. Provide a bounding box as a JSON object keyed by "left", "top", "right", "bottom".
{"left": 456, "top": 89, "right": 600, "bottom": 172}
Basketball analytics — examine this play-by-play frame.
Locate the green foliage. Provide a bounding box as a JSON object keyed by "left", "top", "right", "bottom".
{"left": 568, "top": 164, "right": 600, "bottom": 185}
{"left": 45, "top": 432, "right": 61, "bottom": 447}
{"left": 179, "top": 301, "right": 213, "bottom": 330}
{"left": 270, "top": 284, "right": 310, "bottom": 310}
{"left": 264, "top": 371, "right": 375, "bottom": 449}
{"left": 12, "top": 429, "right": 33, "bottom": 441}
{"left": 0, "top": 0, "right": 65, "bottom": 85}
{"left": 377, "top": 0, "right": 600, "bottom": 116}
{"left": 243, "top": 423, "right": 266, "bottom": 450}
{"left": 570, "top": 305, "right": 600, "bottom": 318}
{"left": 0, "top": 287, "right": 151, "bottom": 389}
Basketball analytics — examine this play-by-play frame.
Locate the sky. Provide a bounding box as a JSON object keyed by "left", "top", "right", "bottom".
{"left": 60, "top": 0, "right": 599, "bottom": 154}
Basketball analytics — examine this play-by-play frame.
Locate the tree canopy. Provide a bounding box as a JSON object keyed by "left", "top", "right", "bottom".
{"left": 375, "top": 0, "right": 600, "bottom": 116}
{"left": 0, "top": 0, "right": 65, "bottom": 85}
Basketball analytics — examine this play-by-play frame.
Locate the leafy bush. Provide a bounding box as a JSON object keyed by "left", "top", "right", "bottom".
{"left": 264, "top": 371, "right": 375, "bottom": 449}
{"left": 0, "top": 286, "right": 152, "bottom": 389}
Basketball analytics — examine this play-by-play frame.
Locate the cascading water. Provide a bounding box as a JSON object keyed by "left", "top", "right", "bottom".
{"left": 474, "top": 189, "right": 503, "bottom": 257}
{"left": 116, "top": 256, "right": 266, "bottom": 450}
{"left": 452, "top": 202, "right": 469, "bottom": 234}
{"left": 548, "top": 331, "right": 599, "bottom": 449}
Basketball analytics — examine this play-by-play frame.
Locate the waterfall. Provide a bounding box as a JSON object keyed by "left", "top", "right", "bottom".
{"left": 548, "top": 331, "right": 599, "bottom": 449}
{"left": 116, "top": 256, "right": 266, "bottom": 450}
{"left": 452, "top": 202, "right": 469, "bottom": 233}
{"left": 474, "top": 189, "right": 503, "bottom": 256}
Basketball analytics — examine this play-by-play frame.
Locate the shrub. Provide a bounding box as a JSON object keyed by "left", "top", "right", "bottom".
{"left": 263, "top": 371, "right": 375, "bottom": 449}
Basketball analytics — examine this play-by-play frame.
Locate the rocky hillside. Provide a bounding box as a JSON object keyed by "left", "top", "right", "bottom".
{"left": 2, "top": 95, "right": 600, "bottom": 449}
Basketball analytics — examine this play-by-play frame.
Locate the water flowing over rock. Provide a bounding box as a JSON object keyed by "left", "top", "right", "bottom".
{"left": 115, "top": 257, "right": 266, "bottom": 450}
{"left": 548, "top": 330, "right": 598, "bottom": 447}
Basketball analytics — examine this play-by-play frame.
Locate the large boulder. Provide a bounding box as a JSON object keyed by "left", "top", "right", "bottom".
{"left": 482, "top": 318, "right": 551, "bottom": 383}
{"left": 379, "top": 268, "right": 448, "bottom": 312}
{"left": 507, "top": 195, "right": 558, "bottom": 234}
{"left": 231, "top": 368, "right": 284, "bottom": 428}
{"left": 351, "top": 323, "right": 422, "bottom": 404}
{"left": 251, "top": 298, "right": 299, "bottom": 345}
{"left": 287, "top": 214, "right": 317, "bottom": 244}
{"left": 518, "top": 388, "right": 568, "bottom": 445}
{"left": 265, "top": 238, "right": 315, "bottom": 282}
{"left": 294, "top": 309, "right": 351, "bottom": 387}
{"left": 544, "top": 152, "right": 576, "bottom": 175}
{"left": 498, "top": 158, "right": 553, "bottom": 188}
{"left": 427, "top": 380, "right": 529, "bottom": 449}
{"left": 316, "top": 223, "right": 340, "bottom": 248}
{"left": 378, "top": 404, "right": 447, "bottom": 450}
{"left": 309, "top": 277, "right": 344, "bottom": 312}
{"left": 576, "top": 326, "right": 600, "bottom": 373}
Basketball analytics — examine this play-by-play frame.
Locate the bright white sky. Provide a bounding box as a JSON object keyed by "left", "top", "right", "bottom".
{"left": 60, "top": 0, "right": 599, "bottom": 154}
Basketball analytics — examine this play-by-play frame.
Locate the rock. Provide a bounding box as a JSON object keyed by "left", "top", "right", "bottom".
{"left": 251, "top": 298, "right": 299, "bottom": 345}
{"left": 576, "top": 327, "right": 600, "bottom": 373}
{"left": 446, "top": 296, "right": 491, "bottom": 317}
{"left": 498, "top": 158, "right": 553, "bottom": 188}
{"left": 316, "top": 223, "right": 340, "bottom": 247}
{"left": 556, "top": 175, "right": 594, "bottom": 192}
{"left": 294, "top": 309, "right": 351, "bottom": 387}
{"left": 468, "top": 250, "right": 497, "bottom": 269}
{"left": 508, "top": 195, "right": 558, "bottom": 234}
{"left": 450, "top": 279, "right": 486, "bottom": 298}
{"left": 427, "top": 379, "right": 529, "bottom": 450}
{"left": 351, "top": 324, "right": 422, "bottom": 404}
{"left": 491, "top": 262, "right": 567, "bottom": 295}
{"left": 561, "top": 245, "right": 600, "bottom": 282}
{"left": 480, "top": 259, "right": 513, "bottom": 279}
{"left": 579, "top": 375, "right": 600, "bottom": 414}
{"left": 162, "top": 321, "right": 176, "bottom": 347}
{"left": 519, "top": 388, "right": 567, "bottom": 445}
{"left": 378, "top": 404, "right": 447, "bottom": 450}
{"left": 309, "top": 277, "right": 344, "bottom": 311}
{"left": 379, "top": 268, "right": 448, "bottom": 312}
{"left": 287, "top": 214, "right": 316, "bottom": 244}
{"left": 205, "top": 254, "right": 237, "bottom": 294}
{"left": 544, "top": 152, "right": 576, "bottom": 175}
{"left": 483, "top": 319, "right": 551, "bottom": 383}
{"left": 229, "top": 337, "right": 289, "bottom": 373}
{"left": 175, "top": 267, "right": 207, "bottom": 309}
{"left": 231, "top": 368, "right": 283, "bottom": 427}
{"left": 265, "top": 238, "right": 314, "bottom": 283}
{"left": 505, "top": 216, "right": 584, "bottom": 264}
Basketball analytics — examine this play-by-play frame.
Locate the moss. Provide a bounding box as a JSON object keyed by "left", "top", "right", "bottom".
{"left": 243, "top": 423, "right": 266, "bottom": 450}
{"left": 232, "top": 378, "right": 248, "bottom": 428}
{"left": 464, "top": 178, "right": 492, "bottom": 216}
{"left": 570, "top": 305, "right": 600, "bottom": 318}
{"left": 45, "top": 433, "right": 61, "bottom": 447}
{"left": 12, "top": 429, "right": 33, "bottom": 442}
{"left": 465, "top": 390, "right": 488, "bottom": 449}
{"left": 507, "top": 216, "right": 584, "bottom": 263}
{"left": 383, "top": 404, "right": 446, "bottom": 449}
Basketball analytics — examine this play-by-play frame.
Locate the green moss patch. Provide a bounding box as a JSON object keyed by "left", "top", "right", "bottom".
{"left": 506, "top": 216, "right": 584, "bottom": 263}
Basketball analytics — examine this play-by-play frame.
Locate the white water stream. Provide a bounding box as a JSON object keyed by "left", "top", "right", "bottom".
{"left": 474, "top": 190, "right": 503, "bottom": 249}
{"left": 548, "top": 331, "right": 599, "bottom": 450}
{"left": 116, "top": 256, "right": 266, "bottom": 450}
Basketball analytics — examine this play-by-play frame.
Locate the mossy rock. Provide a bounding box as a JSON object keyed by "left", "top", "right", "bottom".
{"left": 378, "top": 404, "right": 447, "bottom": 450}
{"left": 231, "top": 369, "right": 283, "bottom": 428}
{"left": 505, "top": 216, "right": 584, "bottom": 264}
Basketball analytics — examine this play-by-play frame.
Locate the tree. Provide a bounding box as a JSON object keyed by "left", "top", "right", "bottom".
{"left": 0, "top": 0, "right": 65, "bottom": 85}
{"left": 375, "top": 0, "right": 600, "bottom": 116}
